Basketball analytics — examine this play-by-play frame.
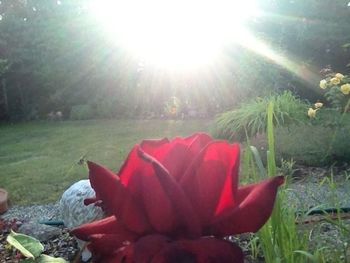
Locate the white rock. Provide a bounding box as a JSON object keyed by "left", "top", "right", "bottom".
{"left": 60, "top": 179, "right": 105, "bottom": 262}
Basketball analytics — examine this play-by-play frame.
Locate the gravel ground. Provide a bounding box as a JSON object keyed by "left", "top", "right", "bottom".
{"left": 1, "top": 203, "right": 61, "bottom": 222}
{"left": 285, "top": 176, "right": 350, "bottom": 211}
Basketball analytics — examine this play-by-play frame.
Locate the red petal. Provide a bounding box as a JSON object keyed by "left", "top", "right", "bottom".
{"left": 138, "top": 138, "right": 170, "bottom": 156}
{"left": 140, "top": 133, "right": 212, "bottom": 181}
{"left": 185, "top": 133, "right": 213, "bottom": 157}
{"left": 118, "top": 147, "right": 178, "bottom": 233}
{"left": 88, "top": 234, "right": 130, "bottom": 257}
{"left": 92, "top": 248, "right": 133, "bottom": 263}
{"left": 71, "top": 216, "right": 137, "bottom": 242}
{"left": 179, "top": 142, "right": 240, "bottom": 226}
{"left": 133, "top": 234, "right": 171, "bottom": 263}
{"left": 87, "top": 161, "right": 151, "bottom": 234}
{"left": 87, "top": 161, "right": 126, "bottom": 213}
{"left": 142, "top": 137, "right": 188, "bottom": 181}
{"left": 113, "top": 244, "right": 134, "bottom": 263}
{"left": 84, "top": 197, "right": 98, "bottom": 206}
{"left": 139, "top": 149, "right": 201, "bottom": 238}
{"left": 151, "top": 237, "right": 244, "bottom": 263}
{"left": 209, "top": 176, "right": 285, "bottom": 236}
{"left": 118, "top": 145, "right": 142, "bottom": 186}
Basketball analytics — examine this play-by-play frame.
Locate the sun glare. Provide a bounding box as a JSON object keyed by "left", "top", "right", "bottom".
{"left": 89, "top": 0, "right": 259, "bottom": 70}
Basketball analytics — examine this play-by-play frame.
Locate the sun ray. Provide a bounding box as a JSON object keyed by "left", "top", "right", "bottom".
{"left": 233, "top": 29, "right": 320, "bottom": 85}
{"left": 88, "top": 0, "right": 259, "bottom": 71}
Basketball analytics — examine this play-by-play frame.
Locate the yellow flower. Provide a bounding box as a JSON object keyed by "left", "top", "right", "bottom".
{"left": 330, "top": 77, "right": 340, "bottom": 85}
{"left": 335, "top": 73, "right": 345, "bottom": 80}
{"left": 340, "top": 83, "right": 350, "bottom": 95}
{"left": 308, "top": 108, "right": 317, "bottom": 118}
{"left": 319, "top": 79, "right": 327, "bottom": 89}
{"left": 314, "top": 102, "right": 323, "bottom": 109}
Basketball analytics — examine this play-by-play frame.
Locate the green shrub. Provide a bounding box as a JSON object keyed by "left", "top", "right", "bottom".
{"left": 311, "top": 107, "right": 350, "bottom": 128}
{"left": 93, "top": 96, "right": 130, "bottom": 118}
{"left": 317, "top": 71, "right": 350, "bottom": 112}
{"left": 95, "top": 98, "right": 118, "bottom": 119}
{"left": 250, "top": 124, "right": 350, "bottom": 166}
{"left": 69, "top": 104, "right": 95, "bottom": 120}
{"left": 212, "top": 91, "right": 308, "bottom": 141}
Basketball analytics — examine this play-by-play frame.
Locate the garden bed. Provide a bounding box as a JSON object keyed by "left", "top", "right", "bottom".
{"left": 1, "top": 165, "right": 349, "bottom": 262}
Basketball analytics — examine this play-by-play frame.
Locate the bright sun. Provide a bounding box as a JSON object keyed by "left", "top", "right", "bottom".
{"left": 89, "top": 0, "right": 258, "bottom": 70}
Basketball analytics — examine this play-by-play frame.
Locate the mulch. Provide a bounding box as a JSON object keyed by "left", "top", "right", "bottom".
{"left": 0, "top": 218, "right": 80, "bottom": 263}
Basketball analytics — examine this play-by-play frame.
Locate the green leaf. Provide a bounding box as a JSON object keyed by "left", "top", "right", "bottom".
{"left": 38, "top": 254, "right": 68, "bottom": 263}
{"left": 19, "top": 259, "right": 36, "bottom": 263}
{"left": 21, "top": 255, "right": 68, "bottom": 263}
{"left": 6, "top": 230, "right": 44, "bottom": 258}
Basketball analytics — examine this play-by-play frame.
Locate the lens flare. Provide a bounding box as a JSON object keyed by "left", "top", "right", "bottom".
{"left": 89, "top": 0, "right": 259, "bottom": 70}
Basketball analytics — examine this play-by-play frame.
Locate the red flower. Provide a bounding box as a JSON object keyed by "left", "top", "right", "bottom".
{"left": 72, "top": 133, "right": 284, "bottom": 263}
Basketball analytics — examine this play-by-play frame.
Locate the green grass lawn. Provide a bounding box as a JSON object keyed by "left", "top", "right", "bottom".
{"left": 0, "top": 119, "right": 211, "bottom": 205}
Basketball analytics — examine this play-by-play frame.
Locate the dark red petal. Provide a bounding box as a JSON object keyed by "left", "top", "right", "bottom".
{"left": 93, "top": 249, "right": 132, "bottom": 263}
{"left": 87, "top": 161, "right": 125, "bottom": 213}
{"left": 87, "top": 161, "right": 151, "bottom": 234}
{"left": 180, "top": 142, "right": 240, "bottom": 226}
{"left": 182, "top": 132, "right": 213, "bottom": 147}
{"left": 113, "top": 245, "right": 134, "bottom": 263}
{"left": 71, "top": 216, "right": 137, "bottom": 242}
{"left": 209, "top": 176, "right": 285, "bottom": 236}
{"left": 140, "top": 133, "right": 212, "bottom": 181}
{"left": 151, "top": 238, "right": 244, "bottom": 263}
{"left": 139, "top": 137, "right": 189, "bottom": 182}
{"left": 88, "top": 234, "right": 130, "bottom": 257}
{"left": 118, "top": 145, "right": 142, "bottom": 186}
{"left": 104, "top": 235, "right": 170, "bottom": 263}
{"left": 133, "top": 234, "right": 171, "bottom": 263}
{"left": 185, "top": 133, "right": 213, "bottom": 156}
{"left": 138, "top": 138, "right": 170, "bottom": 156}
{"left": 84, "top": 197, "right": 98, "bottom": 206}
{"left": 139, "top": 149, "right": 201, "bottom": 238}
{"left": 118, "top": 147, "right": 178, "bottom": 233}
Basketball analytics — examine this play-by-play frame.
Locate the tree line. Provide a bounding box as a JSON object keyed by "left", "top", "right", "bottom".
{"left": 0, "top": 0, "right": 349, "bottom": 121}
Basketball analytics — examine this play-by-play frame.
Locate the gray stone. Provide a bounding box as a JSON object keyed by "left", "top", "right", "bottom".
{"left": 60, "top": 179, "right": 105, "bottom": 229}
{"left": 18, "top": 222, "right": 62, "bottom": 242}
{"left": 59, "top": 179, "right": 105, "bottom": 262}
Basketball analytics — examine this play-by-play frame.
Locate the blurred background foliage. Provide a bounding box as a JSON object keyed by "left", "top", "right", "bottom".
{"left": 0, "top": 0, "right": 350, "bottom": 121}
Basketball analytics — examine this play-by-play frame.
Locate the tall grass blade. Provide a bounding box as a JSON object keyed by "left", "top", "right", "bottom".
{"left": 255, "top": 101, "right": 309, "bottom": 263}
{"left": 249, "top": 145, "right": 266, "bottom": 178}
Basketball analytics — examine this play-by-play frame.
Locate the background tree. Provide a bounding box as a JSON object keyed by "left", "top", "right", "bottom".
{"left": 0, "top": 0, "right": 349, "bottom": 121}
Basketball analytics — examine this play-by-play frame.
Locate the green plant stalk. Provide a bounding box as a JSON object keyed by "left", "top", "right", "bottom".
{"left": 242, "top": 131, "right": 260, "bottom": 183}
{"left": 325, "top": 97, "right": 350, "bottom": 159}
{"left": 267, "top": 102, "right": 276, "bottom": 177}
{"left": 250, "top": 145, "right": 266, "bottom": 179}
{"left": 256, "top": 102, "right": 310, "bottom": 263}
